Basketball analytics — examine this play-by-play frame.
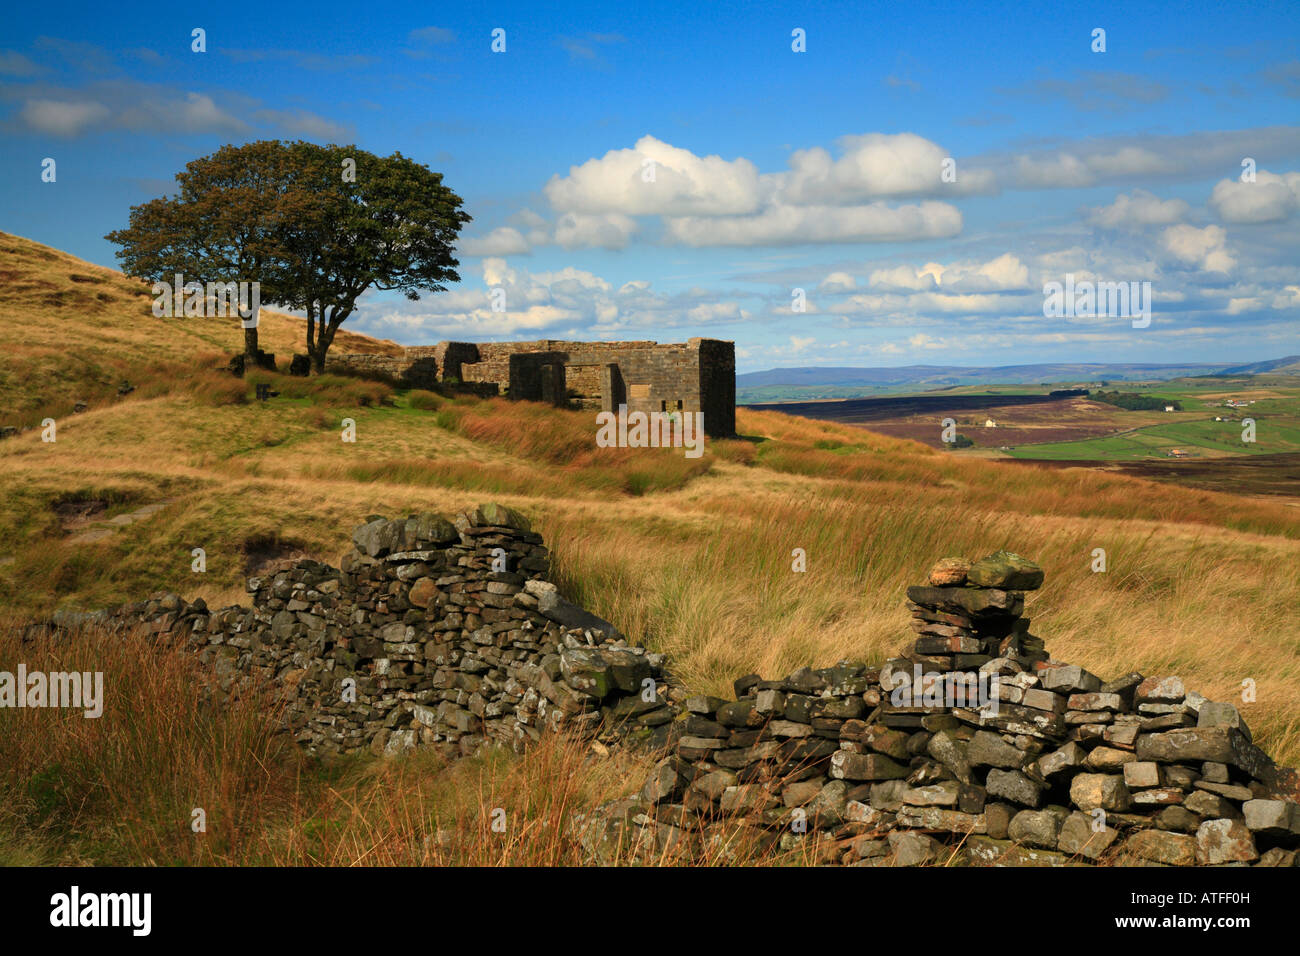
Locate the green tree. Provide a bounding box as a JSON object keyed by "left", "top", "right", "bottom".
{"left": 107, "top": 140, "right": 471, "bottom": 373}
{"left": 271, "top": 142, "right": 471, "bottom": 373}
{"left": 106, "top": 140, "right": 306, "bottom": 358}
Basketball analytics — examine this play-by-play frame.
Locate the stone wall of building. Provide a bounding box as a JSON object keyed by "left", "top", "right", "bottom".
{"left": 329, "top": 338, "right": 737, "bottom": 437}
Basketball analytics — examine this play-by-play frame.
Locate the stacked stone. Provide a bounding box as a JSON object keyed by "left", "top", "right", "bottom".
{"left": 901, "top": 551, "right": 1047, "bottom": 675}
{"left": 33, "top": 528, "right": 1300, "bottom": 866}
{"left": 34, "top": 504, "right": 682, "bottom": 761}
{"left": 594, "top": 552, "right": 1300, "bottom": 867}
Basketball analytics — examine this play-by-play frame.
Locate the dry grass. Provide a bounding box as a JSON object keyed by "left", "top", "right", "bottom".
{"left": 0, "top": 622, "right": 802, "bottom": 866}
{"left": 2, "top": 229, "right": 1299, "bottom": 865}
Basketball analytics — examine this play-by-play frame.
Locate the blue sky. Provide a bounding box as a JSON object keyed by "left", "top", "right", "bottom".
{"left": 2, "top": 0, "right": 1298, "bottom": 373}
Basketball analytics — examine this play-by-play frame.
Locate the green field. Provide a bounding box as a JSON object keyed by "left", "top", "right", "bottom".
{"left": 1006, "top": 380, "right": 1300, "bottom": 461}
{"left": 1005, "top": 420, "right": 1300, "bottom": 460}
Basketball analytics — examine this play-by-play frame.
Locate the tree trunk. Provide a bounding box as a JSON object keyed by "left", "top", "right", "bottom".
{"left": 310, "top": 312, "right": 346, "bottom": 375}
{"left": 243, "top": 324, "right": 259, "bottom": 357}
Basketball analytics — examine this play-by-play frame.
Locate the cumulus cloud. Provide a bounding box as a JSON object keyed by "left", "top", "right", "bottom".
{"left": 355, "top": 258, "right": 748, "bottom": 339}
{"left": 541, "top": 133, "right": 984, "bottom": 246}
{"left": 663, "top": 201, "right": 962, "bottom": 246}
{"left": 774, "top": 132, "right": 997, "bottom": 202}
{"left": 819, "top": 271, "right": 856, "bottom": 292}
{"left": 867, "top": 254, "right": 1026, "bottom": 293}
{"left": 868, "top": 263, "right": 941, "bottom": 291}
{"left": 1086, "top": 188, "right": 1190, "bottom": 229}
{"left": 459, "top": 227, "right": 533, "bottom": 257}
{"left": 553, "top": 212, "right": 638, "bottom": 249}
{"left": 1161, "top": 224, "right": 1236, "bottom": 273}
{"left": 940, "top": 253, "right": 1030, "bottom": 292}
{"left": 1209, "top": 170, "right": 1300, "bottom": 223}
{"left": 457, "top": 210, "right": 634, "bottom": 255}
{"left": 544, "top": 134, "right": 762, "bottom": 215}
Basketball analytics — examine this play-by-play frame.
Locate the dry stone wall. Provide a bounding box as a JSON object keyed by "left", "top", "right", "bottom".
{"left": 39, "top": 505, "right": 684, "bottom": 760}
{"left": 35, "top": 518, "right": 1300, "bottom": 867}
{"left": 577, "top": 551, "right": 1300, "bottom": 867}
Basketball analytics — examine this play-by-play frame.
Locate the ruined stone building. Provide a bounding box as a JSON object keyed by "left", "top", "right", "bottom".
{"left": 329, "top": 338, "right": 736, "bottom": 437}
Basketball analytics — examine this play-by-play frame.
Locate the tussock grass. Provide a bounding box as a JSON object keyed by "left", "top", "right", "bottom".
{"left": 2, "top": 229, "right": 1299, "bottom": 865}
{"left": 0, "top": 621, "right": 835, "bottom": 866}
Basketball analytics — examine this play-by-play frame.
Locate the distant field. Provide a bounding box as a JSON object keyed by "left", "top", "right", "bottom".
{"left": 1003, "top": 387, "right": 1300, "bottom": 462}
{"left": 1004, "top": 419, "right": 1300, "bottom": 461}
{"left": 751, "top": 376, "right": 1300, "bottom": 477}
{"left": 1003, "top": 453, "right": 1300, "bottom": 498}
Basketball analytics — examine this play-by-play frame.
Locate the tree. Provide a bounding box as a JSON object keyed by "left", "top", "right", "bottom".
{"left": 270, "top": 142, "right": 471, "bottom": 373}
{"left": 106, "top": 141, "right": 302, "bottom": 358}
{"left": 107, "top": 140, "right": 471, "bottom": 373}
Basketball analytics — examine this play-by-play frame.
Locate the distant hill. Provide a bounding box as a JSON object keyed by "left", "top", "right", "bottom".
{"left": 1213, "top": 356, "right": 1300, "bottom": 376}
{"left": 739, "top": 361, "right": 1241, "bottom": 389}
{"left": 735, "top": 360, "right": 1288, "bottom": 403}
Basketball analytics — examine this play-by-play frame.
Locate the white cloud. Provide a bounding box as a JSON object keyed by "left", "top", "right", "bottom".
{"left": 459, "top": 227, "right": 532, "bottom": 257}
{"left": 663, "top": 201, "right": 962, "bottom": 246}
{"left": 1013, "top": 152, "right": 1096, "bottom": 188}
{"left": 541, "top": 133, "right": 986, "bottom": 247}
{"left": 553, "top": 211, "right": 638, "bottom": 249}
{"left": 1086, "top": 188, "right": 1190, "bottom": 229}
{"left": 18, "top": 98, "right": 110, "bottom": 136}
{"left": 251, "top": 107, "right": 349, "bottom": 139}
{"left": 819, "top": 271, "right": 857, "bottom": 292}
{"left": 1161, "top": 224, "right": 1236, "bottom": 273}
{"left": 939, "top": 253, "right": 1030, "bottom": 292}
{"left": 1209, "top": 170, "right": 1300, "bottom": 224}
{"left": 117, "top": 92, "right": 248, "bottom": 134}
{"left": 1012, "top": 145, "right": 1172, "bottom": 189}
{"left": 356, "top": 258, "right": 746, "bottom": 339}
{"left": 868, "top": 263, "right": 941, "bottom": 291}
{"left": 544, "top": 134, "right": 762, "bottom": 215}
{"left": 868, "top": 254, "right": 1026, "bottom": 292}
{"left": 775, "top": 132, "right": 996, "bottom": 202}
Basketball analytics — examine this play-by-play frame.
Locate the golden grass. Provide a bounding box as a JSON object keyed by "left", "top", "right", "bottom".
{"left": 0, "top": 622, "right": 804, "bottom": 866}
{"left": 0, "top": 230, "right": 401, "bottom": 430}
{"left": 2, "top": 229, "right": 1299, "bottom": 865}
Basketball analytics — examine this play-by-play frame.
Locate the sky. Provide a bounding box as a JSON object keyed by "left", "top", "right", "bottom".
{"left": 1, "top": 0, "right": 1298, "bottom": 374}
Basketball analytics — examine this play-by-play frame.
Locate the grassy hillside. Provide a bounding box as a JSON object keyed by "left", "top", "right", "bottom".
{"left": 3, "top": 230, "right": 1300, "bottom": 864}
{"left": 0, "top": 231, "right": 402, "bottom": 431}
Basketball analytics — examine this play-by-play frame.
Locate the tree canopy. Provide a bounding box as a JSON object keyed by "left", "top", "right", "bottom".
{"left": 107, "top": 140, "right": 471, "bottom": 371}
